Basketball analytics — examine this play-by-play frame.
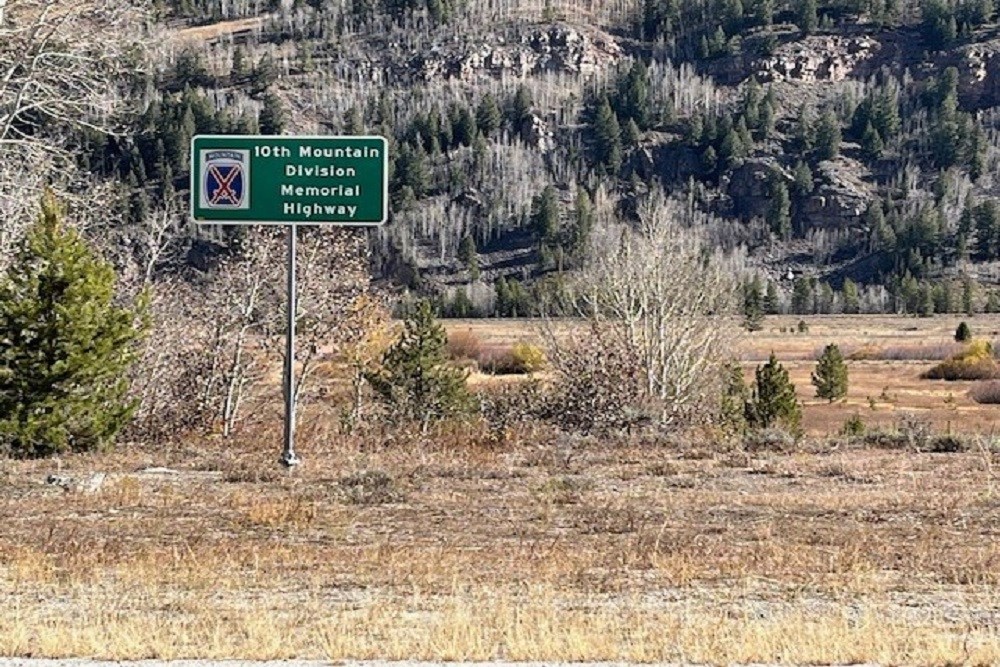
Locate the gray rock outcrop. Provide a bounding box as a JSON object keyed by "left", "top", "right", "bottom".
{"left": 755, "top": 35, "right": 879, "bottom": 83}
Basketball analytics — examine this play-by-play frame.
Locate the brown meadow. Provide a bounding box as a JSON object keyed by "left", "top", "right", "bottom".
{"left": 2, "top": 315, "right": 1000, "bottom": 663}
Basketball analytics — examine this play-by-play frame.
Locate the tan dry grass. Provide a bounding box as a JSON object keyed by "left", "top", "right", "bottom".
{"left": 450, "top": 315, "right": 1000, "bottom": 434}
{"left": 3, "top": 421, "right": 1000, "bottom": 662}
{"left": 3, "top": 587, "right": 999, "bottom": 663}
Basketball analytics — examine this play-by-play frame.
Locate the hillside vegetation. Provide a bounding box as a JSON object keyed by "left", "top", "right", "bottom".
{"left": 11, "top": 0, "right": 1000, "bottom": 317}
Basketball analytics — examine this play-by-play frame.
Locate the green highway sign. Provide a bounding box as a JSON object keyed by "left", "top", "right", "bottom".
{"left": 190, "top": 135, "right": 388, "bottom": 225}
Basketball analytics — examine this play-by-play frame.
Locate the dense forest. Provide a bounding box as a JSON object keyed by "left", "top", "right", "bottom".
{"left": 10, "top": 0, "right": 1000, "bottom": 317}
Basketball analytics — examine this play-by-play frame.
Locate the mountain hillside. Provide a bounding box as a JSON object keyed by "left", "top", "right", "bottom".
{"left": 16, "top": 0, "right": 1000, "bottom": 317}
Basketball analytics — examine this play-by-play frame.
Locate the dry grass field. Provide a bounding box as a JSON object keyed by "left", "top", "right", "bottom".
{"left": 450, "top": 314, "right": 1000, "bottom": 436}
{"left": 3, "top": 316, "right": 1000, "bottom": 663}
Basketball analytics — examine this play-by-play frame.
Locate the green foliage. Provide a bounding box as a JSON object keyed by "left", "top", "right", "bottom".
{"left": 476, "top": 93, "right": 502, "bottom": 138}
{"left": 591, "top": 94, "right": 623, "bottom": 173}
{"left": 458, "top": 234, "right": 479, "bottom": 280}
{"left": 955, "top": 321, "right": 973, "bottom": 342}
{"left": 963, "top": 276, "right": 977, "bottom": 315}
{"left": 718, "top": 360, "right": 750, "bottom": 438}
{"left": 764, "top": 281, "right": 780, "bottom": 315}
{"left": 0, "top": 195, "right": 148, "bottom": 458}
{"left": 791, "top": 277, "right": 813, "bottom": 314}
{"left": 614, "top": 59, "right": 651, "bottom": 130}
{"left": 258, "top": 90, "right": 285, "bottom": 135}
{"left": 814, "top": 109, "right": 842, "bottom": 161}
{"left": 743, "top": 277, "right": 765, "bottom": 331}
{"left": 841, "top": 413, "right": 866, "bottom": 437}
{"left": 365, "top": 300, "right": 477, "bottom": 427}
{"left": 922, "top": 0, "right": 958, "bottom": 50}
{"left": 531, "top": 185, "right": 560, "bottom": 244}
{"left": 923, "top": 339, "right": 999, "bottom": 380}
{"left": 511, "top": 342, "right": 546, "bottom": 373}
{"left": 842, "top": 278, "right": 860, "bottom": 314}
{"left": 812, "top": 344, "right": 848, "bottom": 402}
{"left": 798, "top": 0, "right": 818, "bottom": 33}
{"left": 510, "top": 85, "right": 533, "bottom": 129}
{"left": 747, "top": 353, "right": 801, "bottom": 430}
{"left": 861, "top": 122, "right": 884, "bottom": 161}
{"left": 766, "top": 176, "right": 791, "bottom": 239}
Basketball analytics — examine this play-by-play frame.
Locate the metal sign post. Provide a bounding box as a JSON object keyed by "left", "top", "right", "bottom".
{"left": 281, "top": 224, "right": 300, "bottom": 467}
{"left": 190, "top": 135, "right": 388, "bottom": 467}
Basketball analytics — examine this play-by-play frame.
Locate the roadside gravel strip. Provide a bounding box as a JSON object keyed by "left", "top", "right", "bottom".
{"left": 0, "top": 663, "right": 879, "bottom": 667}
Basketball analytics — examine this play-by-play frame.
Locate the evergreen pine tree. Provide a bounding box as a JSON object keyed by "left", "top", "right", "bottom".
{"left": 962, "top": 276, "right": 976, "bottom": 315}
{"left": 510, "top": 85, "right": 533, "bottom": 130}
{"left": 458, "top": 234, "right": 479, "bottom": 280}
{"left": 0, "top": 194, "right": 149, "bottom": 457}
{"left": 791, "top": 277, "right": 814, "bottom": 314}
{"left": 792, "top": 160, "right": 814, "bottom": 196}
{"left": 259, "top": 90, "right": 285, "bottom": 134}
{"left": 815, "top": 109, "right": 842, "bottom": 160}
{"left": 861, "top": 122, "right": 884, "bottom": 161}
{"left": 812, "top": 344, "right": 848, "bottom": 402}
{"left": 764, "top": 281, "right": 780, "bottom": 314}
{"left": 842, "top": 278, "right": 861, "bottom": 314}
{"left": 799, "top": 0, "right": 818, "bottom": 33}
{"left": 364, "top": 300, "right": 476, "bottom": 430}
{"left": 476, "top": 93, "right": 502, "bottom": 138}
{"left": 616, "top": 59, "right": 651, "bottom": 129}
{"left": 719, "top": 361, "right": 750, "bottom": 438}
{"left": 747, "top": 352, "right": 801, "bottom": 430}
{"left": 956, "top": 321, "right": 973, "bottom": 342}
{"left": 231, "top": 47, "right": 249, "bottom": 82}
{"left": 766, "top": 177, "right": 792, "bottom": 239}
{"left": 988, "top": 292, "right": 1000, "bottom": 313}
{"left": 743, "top": 277, "right": 765, "bottom": 331}
{"left": 592, "top": 95, "right": 623, "bottom": 173}
{"left": 532, "top": 185, "right": 560, "bottom": 244}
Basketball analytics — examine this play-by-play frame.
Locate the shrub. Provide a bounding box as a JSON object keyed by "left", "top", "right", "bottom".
{"left": 446, "top": 329, "right": 483, "bottom": 362}
{"left": 970, "top": 381, "right": 1000, "bottom": 404}
{"left": 797, "top": 320, "right": 809, "bottom": 333}
{"left": 480, "top": 342, "right": 546, "bottom": 375}
{"left": 746, "top": 353, "right": 802, "bottom": 431}
{"left": 511, "top": 341, "right": 545, "bottom": 373}
{"left": 956, "top": 321, "right": 972, "bottom": 342}
{"left": 841, "top": 413, "right": 866, "bottom": 437}
{"left": 742, "top": 426, "right": 797, "bottom": 452}
{"left": 542, "top": 321, "right": 650, "bottom": 433}
{"left": 922, "top": 339, "right": 1000, "bottom": 380}
{"left": 0, "top": 194, "right": 148, "bottom": 458}
{"left": 812, "top": 343, "right": 848, "bottom": 402}
{"left": 338, "top": 470, "right": 403, "bottom": 505}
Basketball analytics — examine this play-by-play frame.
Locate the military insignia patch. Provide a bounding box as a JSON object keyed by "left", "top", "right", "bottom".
{"left": 200, "top": 149, "right": 250, "bottom": 210}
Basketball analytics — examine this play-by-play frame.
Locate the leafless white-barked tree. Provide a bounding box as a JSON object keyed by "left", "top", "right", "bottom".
{"left": 0, "top": 0, "right": 149, "bottom": 265}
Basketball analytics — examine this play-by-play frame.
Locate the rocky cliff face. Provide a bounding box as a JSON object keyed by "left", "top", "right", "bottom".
{"left": 725, "top": 155, "right": 874, "bottom": 229}
{"left": 958, "top": 36, "right": 1000, "bottom": 107}
{"left": 755, "top": 35, "right": 880, "bottom": 83}
{"left": 802, "top": 157, "right": 875, "bottom": 229}
{"left": 408, "top": 24, "right": 622, "bottom": 83}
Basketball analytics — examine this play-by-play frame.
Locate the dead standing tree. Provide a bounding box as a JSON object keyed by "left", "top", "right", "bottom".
{"left": 542, "top": 192, "right": 741, "bottom": 431}
{"left": 0, "top": 0, "right": 148, "bottom": 267}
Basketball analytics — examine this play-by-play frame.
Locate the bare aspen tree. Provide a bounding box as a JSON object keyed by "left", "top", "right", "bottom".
{"left": 0, "top": 0, "right": 149, "bottom": 265}
{"left": 129, "top": 228, "right": 379, "bottom": 440}
{"left": 543, "top": 192, "right": 741, "bottom": 430}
